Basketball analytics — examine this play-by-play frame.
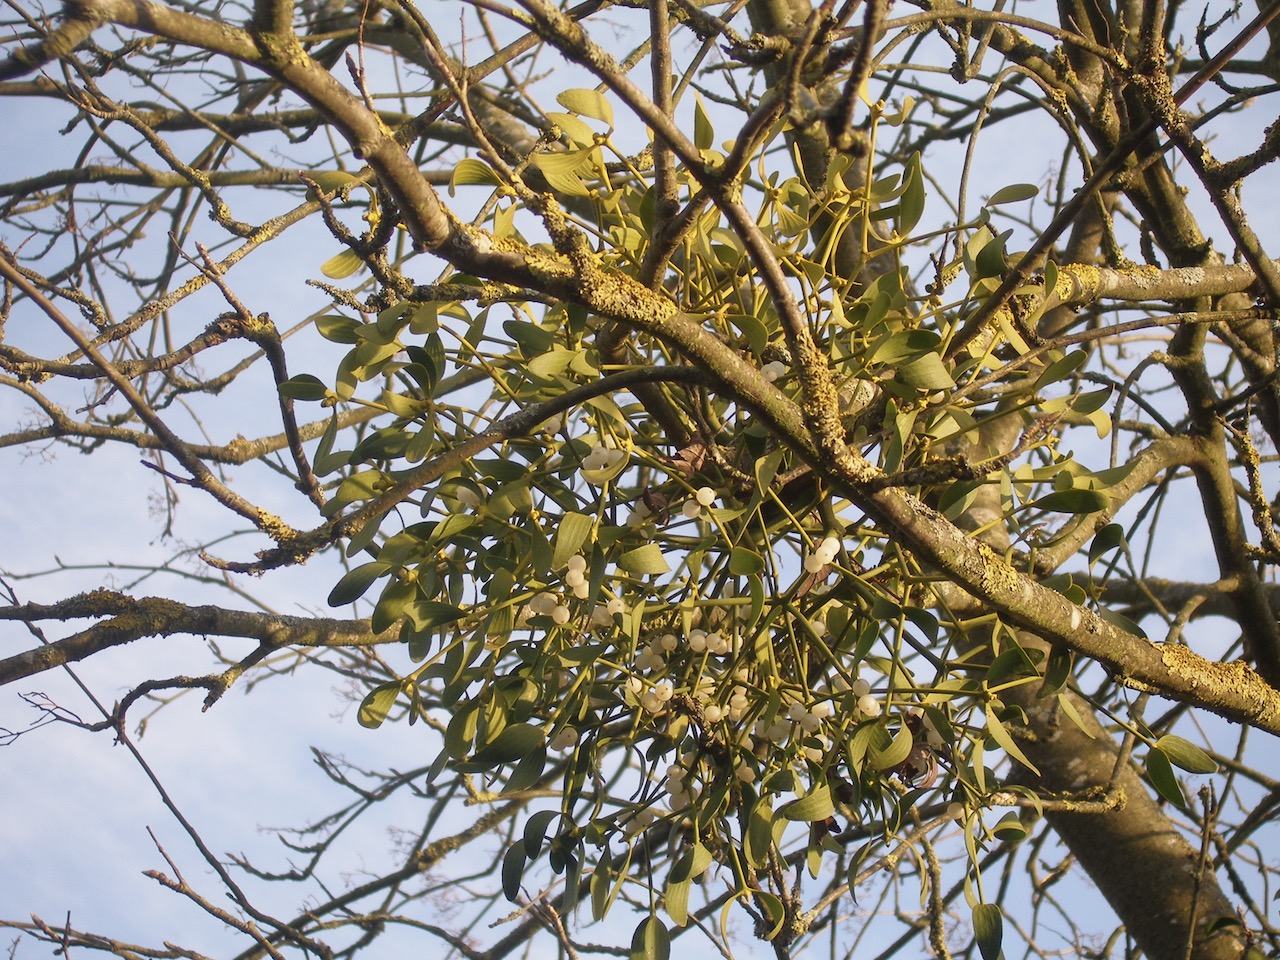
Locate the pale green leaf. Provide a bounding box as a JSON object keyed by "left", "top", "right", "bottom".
{"left": 694, "top": 93, "right": 714, "bottom": 151}
{"left": 308, "top": 170, "right": 363, "bottom": 191}
{"left": 616, "top": 544, "right": 671, "bottom": 576}
{"left": 754, "top": 890, "right": 787, "bottom": 940}
{"left": 451, "top": 157, "right": 501, "bottom": 191}
{"left": 1055, "top": 691, "right": 1094, "bottom": 737}
{"left": 320, "top": 248, "right": 363, "bottom": 279}
{"left": 728, "top": 546, "right": 764, "bottom": 575}
{"left": 526, "top": 347, "right": 576, "bottom": 381}
{"left": 356, "top": 681, "right": 400, "bottom": 729}
{"left": 1029, "top": 489, "right": 1110, "bottom": 515}
{"left": 553, "top": 512, "right": 596, "bottom": 570}
{"left": 545, "top": 111, "right": 597, "bottom": 147}
{"left": 985, "top": 703, "right": 1041, "bottom": 776}
{"left": 629, "top": 916, "right": 670, "bottom": 960}
{"left": 315, "top": 313, "right": 360, "bottom": 344}
{"left": 898, "top": 352, "right": 954, "bottom": 390}
{"left": 992, "top": 811, "right": 1028, "bottom": 842}
{"left": 1033, "top": 350, "right": 1087, "bottom": 390}
{"left": 665, "top": 843, "right": 712, "bottom": 927}
{"left": 406, "top": 600, "right": 466, "bottom": 631}
{"left": 974, "top": 229, "right": 1012, "bottom": 279}
{"left": 530, "top": 149, "right": 592, "bottom": 197}
{"left": 870, "top": 329, "right": 941, "bottom": 365}
{"left": 780, "top": 783, "right": 834, "bottom": 821}
{"left": 1156, "top": 735, "right": 1218, "bottom": 774}
{"left": 869, "top": 721, "right": 914, "bottom": 772}
{"left": 988, "top": 182, "right": 1039, "bottom": 205}
{"left": 556, "top": 88, "right": 614, "bottom": 126}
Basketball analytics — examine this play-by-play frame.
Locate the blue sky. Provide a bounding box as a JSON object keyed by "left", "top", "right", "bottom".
{"left": 4, "top": 3, "right": 1280, "bottom": 958}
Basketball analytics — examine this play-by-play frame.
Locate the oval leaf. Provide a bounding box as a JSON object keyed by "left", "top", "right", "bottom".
{"left": 501, "top": 840, "right": 526, "bottom": 902}
{"left": 472, "top": 722, "right": 546, "bottom": 765}
{"left": 1155, "top": 735, "right": 1218, "bottom": 774}
{"left": 870, "top": 329, "right": 942, "bottom": 365}
{"left": 897, "top": 352, "right": 954, "bottom": 390}
{"left": 320, "top": 248, "right": 363, "bottom": 279}
{"left": 553, "top": 512, "right": 596, "bottom": 570}
{"left": 869, "top": 721, "right": 914, "bottom": 772}
{"left": 984, "top": 704, "right": 1041, "bottom": 776}
{"left": 1096, "top": 605, "right": 1147, "bottom": 639}
{"left": 992, "top": 811, "right": 1028, "bottom": 843}
{"left": 616, "top": 544, "right": 671, "bottom": 576}
{"left": 545, "top": 111, "right": 596, "bottom": 147}
{"left": 529, "top": 150, "right": 592, "bottom": 197}
{"left": 308, "top": 170, "right": 363, "bottom": 191}
{"left": 780, "top": 783, "right": 834, "bottom": 822}
{"left": 1029, "top": 489, "right": 1110, "bottom": 515}
{"left": 629, "top": 916, "right": 670, "bottom": 960}
{"left": 451, "top": 157, "right": 501, "bottom": 191}
{"left": 665, "top": 847, "right": 697, "bottom": 927}
{"left": 556, "top": 88, "right": 614, "bottom": 126}
{"left": 898, "top": 153, "right": 926, "bottom": 233}
{"left": 746, "top": 802, "right": 774, "bottom": 868}
{"left": 328, "top": 562, "right": 392, "bottom": 607}
{"left": 406, "top": 600, "right": 466, "bottom": 631}
{"left": 728, "top": 546, "right": 764, "bottom": 575}
{"left": 278, "top": 374, "right": 330, "bottom": 401}
{"left": 1034, "top": 349, "right": 1087, "bottom": 390}
{"left": 988, "top": 182, "right": 1039, "bottom": 205}
{"left": 523, "top": 810, "right": 560, "bottom": 858}
{"left": 754, "top": 890, "right": 787, "bottom": 941}
{"left": 1145, "top": 746, "right": 1188, "bottom": 808}
{"left": 357, "top": 681, "right": 400, "bottom": 729}
{"left": 1088, "top": 523, "right": 1127, "bottom": 565}
{"left": 972, "top": 903, "right": 1004, "bottom": 960}
{"left": 504, "top": 743, "right": 548, "bottom": 793}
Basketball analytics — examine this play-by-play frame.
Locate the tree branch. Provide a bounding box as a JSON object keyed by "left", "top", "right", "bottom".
{"left": 0, "top": 590, "right": 393, "bottom": 687}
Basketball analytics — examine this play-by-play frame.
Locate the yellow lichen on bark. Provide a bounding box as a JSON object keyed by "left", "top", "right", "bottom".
{"left": 1160, "top": 643, "right": 1280, "bottom": 727}
{"left": 972, "top": 540, "right": 1021, "bottom": 593}
{"left": 1059, "top": 263, "right": 1100, "bottom": 303}
{"left": 257, "top": 509, "right": 301, "bottom": 544}
{"left": 588, "top": 270, "right": 677, "bottom": 327}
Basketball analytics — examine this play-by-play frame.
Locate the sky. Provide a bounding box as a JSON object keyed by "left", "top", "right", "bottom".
{"left": 3, "top": 3, "right": 1280, "bottom": 959}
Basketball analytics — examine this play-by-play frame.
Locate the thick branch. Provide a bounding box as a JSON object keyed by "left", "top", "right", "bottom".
{"left": 0, "top": 590, "right": 392, "bottom": 687}
{"left": 0, "top": 164, "right": 451, "bottom": 200}
{"left": 0, "top": 3, "right": 99, "bottom": 80}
